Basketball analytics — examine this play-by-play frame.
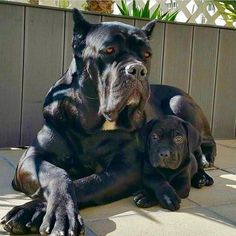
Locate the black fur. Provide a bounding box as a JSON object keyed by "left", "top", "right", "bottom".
{"left": 1, "top": 9, "right": 155, "bottom": 235}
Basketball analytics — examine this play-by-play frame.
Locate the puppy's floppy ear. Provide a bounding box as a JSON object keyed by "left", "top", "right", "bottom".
{"left": 183, "top": 121, "right": 202, "bottom": 153}
{"left": 142, "top": 20, "right": 157, "bottom": 39}
{"left": 140, "top": 119, "right": 159, "bottom": 152}
{"left": 73, "top": 8, "right": 91, "bottom": 36}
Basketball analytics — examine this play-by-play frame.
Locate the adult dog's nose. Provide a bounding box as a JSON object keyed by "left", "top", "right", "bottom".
{"left": 125, "top": 63, "right": 147, "bottom": 80}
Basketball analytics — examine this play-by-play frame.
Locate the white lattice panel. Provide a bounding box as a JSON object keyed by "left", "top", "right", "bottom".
{"left": 114, "top": 0, "right": 236, "bottom": 27}
{"left": 6, "top": 0, "right": 236, "bottom": 27}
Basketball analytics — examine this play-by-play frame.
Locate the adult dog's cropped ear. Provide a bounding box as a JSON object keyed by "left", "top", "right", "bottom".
{"left": 142, "top": 20, "right": 157, "bottom": 39}
{"left": 183, "top": 121, "right": 202, "bottom": 153}
{"left": 73, "top": 8, "right": 91, "bottom": 37}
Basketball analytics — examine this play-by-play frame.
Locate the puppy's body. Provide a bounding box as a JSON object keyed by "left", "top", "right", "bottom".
{"left": 146, "top": 85, "right": 216, "bottom": 167}
{"left": 134, "top": 85, "right": 217, "bottom": 211}
{"left": 134, "top": 116, "right": 214, "bottom": 211}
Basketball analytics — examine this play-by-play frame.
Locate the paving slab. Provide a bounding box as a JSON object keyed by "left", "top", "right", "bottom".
{"left": 214, "top": 142, "right": 236, "bottom": 171}
{"left": 216, "top": 139, "right": 236, "bottom": 148}
{"left": 208, "top": 203, "right": 236, "bottom": 225}
{"left": 0, "top": 141, "right": 236, "bottom": 236}
{"left": 85, "top": 206, "right": 236, "bottom": 236}
{"left": 189, "top": 170, "right": 236, "bottom": 207}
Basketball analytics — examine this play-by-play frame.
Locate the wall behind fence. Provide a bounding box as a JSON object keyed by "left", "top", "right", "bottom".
{"left": 0, "top": 2, "right": 235, "bottom": 147}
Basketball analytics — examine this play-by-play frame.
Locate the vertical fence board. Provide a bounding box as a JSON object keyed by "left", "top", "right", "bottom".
{"left": 0, "top": 4, "right": 24, "bottom": 147}
{"left": 162, "top": 24, "right": 193, "bottom": 92}
{"left": 21, "top": 7, "right": 64, "bottom": 145}
{"left": 135, "top": 20, "right": 165, "bottom": 85}
{"left": 212, "top": 29, "right": 236, "bottom": 139}
{"left": 1, "top": 2, "right": 236, "bottom": 144}
{"left": 63, "top": 11, "right": 102, "bottom": 72}
{"left": 189, "top": 26, "right": 219, "bottom": 125}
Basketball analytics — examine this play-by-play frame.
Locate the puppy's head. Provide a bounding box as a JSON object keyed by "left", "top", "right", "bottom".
{"left": 72, "top": 9, "right": 156, "bottom": 122}
{"left": 145, "top": 116, "right": 201, "bottom": 170}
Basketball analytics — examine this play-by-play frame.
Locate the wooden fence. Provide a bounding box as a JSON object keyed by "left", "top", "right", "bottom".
{"left": 0, "top": 1, "right": 236, "bottom": 147}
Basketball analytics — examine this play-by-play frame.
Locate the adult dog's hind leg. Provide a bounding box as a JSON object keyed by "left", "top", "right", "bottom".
{"left": 201, "top": 138, "right": 217, "bottom": 167}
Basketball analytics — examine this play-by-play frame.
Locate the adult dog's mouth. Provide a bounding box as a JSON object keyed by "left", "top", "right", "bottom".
{"left": 100, "top": 85, "right": 145, "bottom": 122}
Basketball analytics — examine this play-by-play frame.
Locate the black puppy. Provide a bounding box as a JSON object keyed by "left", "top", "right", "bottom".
{"left": 1, "top": 9, "right": 156, "bottom": 235}
{"left": 134, "top": 116, "right": 214, "bottom": 211}
{"left": 145, "top": 85, "right": 216, "bottom": 168}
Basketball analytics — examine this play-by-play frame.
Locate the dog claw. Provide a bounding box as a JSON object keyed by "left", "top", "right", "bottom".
{"left": 45, "top": 226, "right": 50, "bottom": 234}
{"left": 0, "top": 217, "right": 6, "bottom": 224}
{"left": 69, "top": 230, "right": 74, "bottom": 236}
{"left": 26, "top": 222, "right": 31, "bottom": 228}
{"left": 3, "top": 220, "right": 13, "bottom": 232}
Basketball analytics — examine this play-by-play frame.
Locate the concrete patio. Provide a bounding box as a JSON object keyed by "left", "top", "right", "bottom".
{"left": 0, "top": 140, "right": 235, "bottom": 236}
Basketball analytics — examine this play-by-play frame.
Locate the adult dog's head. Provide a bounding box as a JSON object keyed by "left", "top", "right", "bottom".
{"left": 72, "top": 9, "right": 156, "bottom": 123}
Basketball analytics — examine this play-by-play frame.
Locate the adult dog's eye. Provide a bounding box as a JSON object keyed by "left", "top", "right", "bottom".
{"left": 105, "top": 46, "right": 115, "bottom": 54}
{"left": 174, "top": 135, "right": 184, "bottom": 144}
{"left": 143, "top": 51, "right": 151, "bottom": 59}
{"left": 151, "top": 133, "right": 160, "bottom": 140}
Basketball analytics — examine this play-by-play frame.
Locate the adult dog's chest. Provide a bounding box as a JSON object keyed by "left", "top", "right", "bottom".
{"left": 69, "top": 129, "right": 135, "bottom": 170}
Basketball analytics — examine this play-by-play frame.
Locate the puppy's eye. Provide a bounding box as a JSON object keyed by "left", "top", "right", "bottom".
{"left": 105, "top": 46, "right": 115, "bottom": 54}
{"left": 143, "top": 51, "right": 151, "bottom": 59}
{"left": 174, "top": 135, "right": 184, "bottom": 144}
{"left": 151, "top": 133, "right": 160, "bottom": 140}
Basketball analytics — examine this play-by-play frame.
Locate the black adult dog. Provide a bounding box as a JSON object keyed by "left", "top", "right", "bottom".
{"left": 133, "top": 115, "right": 214, "bottom": 211}
{"left": 1, "top": 9, "right": 156, "bottom": 236}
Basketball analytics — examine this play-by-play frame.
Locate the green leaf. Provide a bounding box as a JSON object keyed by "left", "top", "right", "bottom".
{"left": 166, "top": 11, "right": 179, "bottom": 21}
{"left": 121, "top": 0, "right": 129, "bottom": 15}
{"left": 117, "top": 0, "right": 130, "bottom": 16}
{"left": 141, "top": 0, "right": 150, "bottom": 18}
{"left": 160, "top": 11, "right": 168, "bottom": 20}
{"left": 117, "top": 4, "right": 127, "bottom": 15}
{"left": 151, "top": 4, "right": 161, "bottom": 19}
{"left": 132, "top": 0, "right": 140, "bottom": 17}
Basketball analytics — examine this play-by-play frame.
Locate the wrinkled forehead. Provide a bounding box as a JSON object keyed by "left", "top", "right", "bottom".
{"left": 153, "top": 118, "right": 186, "bottom": 134}
{"left": 86, "top": 22, "right": 149, "bottom": 48}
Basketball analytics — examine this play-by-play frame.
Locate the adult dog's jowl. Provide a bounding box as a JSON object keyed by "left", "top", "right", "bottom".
{"left": 1, "top": 9, "right": 156, "bottom": 235}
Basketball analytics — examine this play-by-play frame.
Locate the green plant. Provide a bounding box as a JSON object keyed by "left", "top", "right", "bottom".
{"left": 213, "top": 1, "right": 236, "bottom": 22}
{"left": 59, "top": 0, "right": 70, "bottom": 8}
{"left": 117, "top": 0, "right": 178, "bottom": 21}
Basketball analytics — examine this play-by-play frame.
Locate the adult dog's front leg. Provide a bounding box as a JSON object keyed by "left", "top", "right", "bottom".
{"left": 1, "top": 147, "right": 84, "bottom": 236}
{"left": 74, "top": 155, "right": 141, "bottom": 207}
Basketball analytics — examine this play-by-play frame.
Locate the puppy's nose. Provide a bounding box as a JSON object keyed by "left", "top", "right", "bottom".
{"left": 159, "top": 150, "right": 170, "bottom": 159}
{"left": 125, "top": 63, "right": 147, "bottom": 80}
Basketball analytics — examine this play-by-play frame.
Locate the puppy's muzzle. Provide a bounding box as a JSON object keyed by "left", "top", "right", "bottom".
{"left": 158, "top": 150, "right": 171, "bottom": 159}
{"left": 125, "top": 63, "right": 147, "bottom": 80}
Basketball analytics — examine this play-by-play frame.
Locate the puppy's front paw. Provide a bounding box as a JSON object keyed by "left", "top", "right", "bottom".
{"left": 156, "top": 187, "right": 181, "bottom": 211}
{"left": 133, "top": 189, "right": 158, "bottom": 208}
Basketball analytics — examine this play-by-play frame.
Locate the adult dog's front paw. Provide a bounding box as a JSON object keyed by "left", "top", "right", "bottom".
{"left": 155, "top": 187, "right": 181, "bottom": 211}
{"left": 133, "top": 189, "right": 158, "bottom": 208}
{"left": 0, "top": 199, "right": 46, "bottom": 234}
{"left": 39, "top": 181, "right": 84, "bottom": 236}
{"left": 39, "top": 195, "right": 84, "bottom": 236}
